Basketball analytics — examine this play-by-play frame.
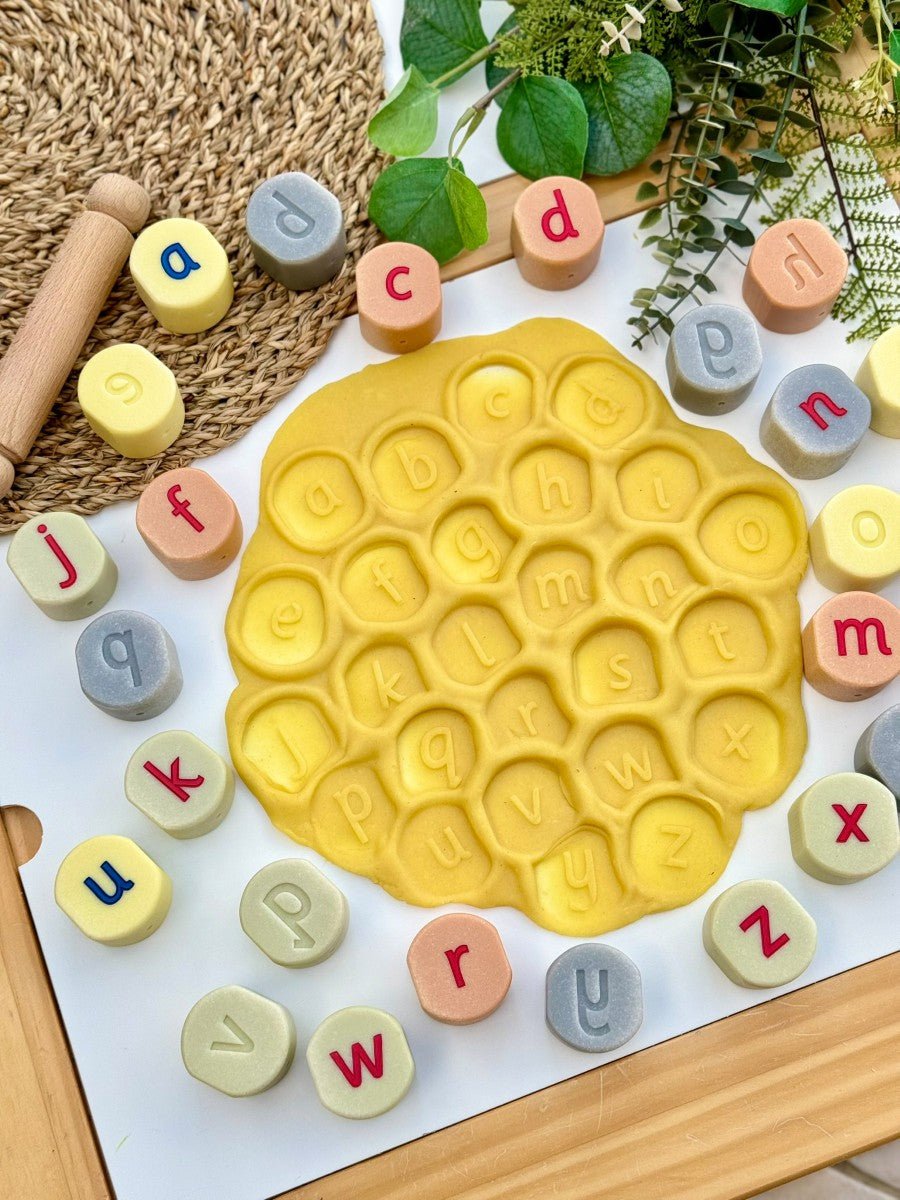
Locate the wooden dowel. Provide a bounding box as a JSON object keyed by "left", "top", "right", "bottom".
{"left": 0, "top": 174, "right": 151, "bottom": 499}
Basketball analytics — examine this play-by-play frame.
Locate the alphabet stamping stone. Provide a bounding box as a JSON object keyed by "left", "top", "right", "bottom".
{"left": 742, "top": 218, "right": 848, "bottom": 333}
{"left": 356, "top": 241, "right": 441, "bottom": 354}
{"left": 306, "top": 1006, "right": 414, "bottom": 1118}
{"left": 854, "top": 324, "right": 900, "bottom": 437}
{"left": 0, "top": 173, "right": 151, "bottom": 498}
{"left": 75, "top": 608, "right": 183, "bottom": 719}
{"left": 55, "top": 834, "right": 172, "bottom": 945}
{"left": 181, "top": 985, "right": 296, "bottom": 1097}
{"left": 125, "top": 729, "right": 234, "bottom": 838}
{"left": 7, "top": 511, "right": 117, "bottom": 620}
{"left": 801, "top": 590, "right": 900, "bottom": 700}
{"left": 239, "top": 858, "right": 348, "bottom": 967}
{"left": 703, "top": 879, "right": 816, "bottom": 987}
{"left": 407, "top": 912, "right": 512, "bottom": 1024}
{"left": 130, "top": 217, "right": 233, "bottom": 333}
{"left": 855, "top": 704, "right": 900, "bottom": 799}
{"left": 545, "top": 943, "right": 642, "bottom": 1052}
{"left": 808, "top": 483, "right": 900, "bottom": 592}
{"left": 759, "top": 364, "right": 870, "bottom": 478}
{"left": 246, "top": 172, "right": 346, "bottom": 290}
{"left": 78, "top": 343, "right": 184, "bottom": 458}
{"left": 136, "top": 466, "right": 242, "bottom": 579}
{"left": 511, "top": 176, "right": 605, "bottom": 290}
{"left": 788, "top": 771, "right": 899, "bottom": 883}
{"left": 665, "top": 303, "right": 762, "bottom": 414}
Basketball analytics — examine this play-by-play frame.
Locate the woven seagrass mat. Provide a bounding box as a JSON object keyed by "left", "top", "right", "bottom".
{"left": 0, "top": 0, "right": 385, "bottom": 532}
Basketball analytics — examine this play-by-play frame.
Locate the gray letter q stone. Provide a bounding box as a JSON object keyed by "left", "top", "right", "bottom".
{"left": 76, "top": 609, "right": 182, "bottom": 720}
{"left": 246, "top": 172, "right": 346, "bottom": 291}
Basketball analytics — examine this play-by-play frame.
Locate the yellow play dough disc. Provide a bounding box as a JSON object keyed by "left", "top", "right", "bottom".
{"left": 225, "top": 318, "right": 808, "bottom": 935}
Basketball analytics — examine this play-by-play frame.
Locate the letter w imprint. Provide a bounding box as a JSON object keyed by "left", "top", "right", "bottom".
{"left": 330, "top": 1034, "right": 384, "bottom": 1088}
{"left": 739, "top": 905, "right": 790, "bottom": 958}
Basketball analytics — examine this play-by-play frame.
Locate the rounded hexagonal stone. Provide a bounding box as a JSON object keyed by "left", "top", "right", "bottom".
{"left": 511, "top": 176, "right": 605, "bottom": 291}
{"left": 855, "top": 704, "right": 900, "bottom": 799}
{"left": 742, "top": 218, "right": 848, "bottom": 333}
{"left": 137, "top": 466, "right": 242, "bottom": 581}
{"left": 809, "top": 484, "right": 900, "bottom": 593}
{"left": 125, "top": 729, "right": 234, "bottom": 838}
{"left": 545, "top": 943, "right": 642, "bottom": 1052}
{"left": 407, "top": 913, "right": 512, "bottom": 1024}
{"left": 306, "top": 1006, "right": 414, "bottom": 1119}
{"left": 7, "top": 511, "right": 117, "bottom": 621}
{"left": 75, "top": 609, "right": 182, "bottom": 720}
{"left": 246, "top": 172, "right": 346, "bottom": 291}
{"left": 130, "top": 217, "right": 233, "bottom": 334}
{"left": 77, "top": 343, "right": 184, "bottom": 458}
{"left": 239, "top": 858, "right": 348, "bottom": 967}
{"left": 854, "top": 323, "right": 900, "bottom": 438}
{"left": 760, "top": 364, "right": 870, "bottom": 478}
{"left": 788, "top": 772, "right": 899, "bottom": 883}
{"left": 703, "top": 879, "right": 816, "bottom": 988}
{"left": 55, "top": 834, "right": 172, "bottom": 946}
{"left": 665, "top": 303, "right": 762, "bottom": 414}
{"left": 356, "top": 241, "right": 441, "bottom": 354}
{"left": 801, "top": 591, "right": 900, "bottom": 701}
{"left": 181, "top": 985, "right": 296, "bottom": 1097}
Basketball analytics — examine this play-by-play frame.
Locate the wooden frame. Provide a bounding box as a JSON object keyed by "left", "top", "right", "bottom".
{"left": 1, "top": 164, "right": 898, "bottom": 1200}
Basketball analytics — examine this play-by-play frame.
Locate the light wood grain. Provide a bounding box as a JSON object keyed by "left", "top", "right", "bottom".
{"left": 0, "top": 809, "right": 112, "bottom": 1200}
{"left": 276, "top": 954, "right": 899, "bottom": 1200}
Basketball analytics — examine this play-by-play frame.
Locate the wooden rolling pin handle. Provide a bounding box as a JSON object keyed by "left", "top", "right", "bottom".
{"left": 0, "top": 174, "right": 151, "bottom": 500}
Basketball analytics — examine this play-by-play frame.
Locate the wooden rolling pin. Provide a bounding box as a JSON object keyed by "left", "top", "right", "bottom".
{"left": 0, "top": 174, "right": 152, "bottom": 498}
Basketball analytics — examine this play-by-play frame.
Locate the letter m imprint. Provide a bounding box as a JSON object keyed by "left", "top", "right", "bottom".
{"left": 330, "top": 1033, "right": 384, "bottom": 1088}
{"left": 739, "top": 905, "right": 790, "bottom": 958}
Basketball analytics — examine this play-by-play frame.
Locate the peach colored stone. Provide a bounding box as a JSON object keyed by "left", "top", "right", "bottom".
{"left": 356, "top": 241, "right": 442, "bottom": 354}
{"left": 801, "top": 590, "right": 899, "bottom": 700}
{"left": 511, "top": 176, "right": 605, "bottom": 291}
{"left": 742, "top": 219, "right": 848, "bottom": 333}
{"left": 137, "top": 466, "right": 242, "bottom": 580}
{"left": 407, "top": 913, "right": 512, "bottom": 1024}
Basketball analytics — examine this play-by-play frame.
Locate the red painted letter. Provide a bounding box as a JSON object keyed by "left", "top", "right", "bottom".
{"left": 330, "top": 1034, "right": 384, "bottom": 1088}
{"left": 834, "top": 617, "right": 892, "bottom": 657}
{"left": 37, "top": 523, "right": 77, "bottom": 589}
{"left": 167, "top": 484, "right": 205, "bottom": 532}
{"left": 798, "top": 391, "right": 847, "bottom": 430}
{"left": 739, "top": 905, "right": 790, "bottom": 958}
{"left": 541, "top": 189, "right": 580, "bottom": 243}
{"left": 444, "top": 944, "right": 470, "bottom": 988}
{"left": 385, "top": 266, "right": 412, "bottom": 300}
{"left": 143, "top": 757, "right": 205, "bottom": 802}
{"left": 833, "top": 802, "right": 869, "bottom": 843}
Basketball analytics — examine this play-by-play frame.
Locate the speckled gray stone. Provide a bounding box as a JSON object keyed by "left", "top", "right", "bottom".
{"left": 246, "top": 172, "right": 346, "bottom": 291}
{"left": 760, "top": 364, "right": 871, "bottom": 479}
{"left": 665, "top": 304, "right": 762, "bottom": 414}
{"left": 545, "top": 943, "right": 642, "bottom": 1052}
{"left": 75, "top": 609, "right": 182, "bottom": 720}
{"left": 855, "top": 704, "right": 900, "bottom": 801}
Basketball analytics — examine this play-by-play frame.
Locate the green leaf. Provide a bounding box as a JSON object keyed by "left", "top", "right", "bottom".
{"left": 733, "top": 0, "right": 806, "bottom": 16}
{"left": 758, "top": 32, "right": 800, "bottom": 55}
{"left": 484, "top": 13, "right": 519, "bottom": 108}
{"left": 368, "top": 157, "right": 487, "bottom": 264}
{"left": 400, "top": 0, "right": 487, "bottom": 86}
{"left": 368, "top": 66, "right": 439, "bottom": 156}
{"left": 722, "top": 218, "right": 755, "bottom": 247}
{"left": 640, "top": 206, "right": 663, "bottom": 229}
{"left": 636, "top": 181, "right": 660, "bottom": 201}
{"left": 496, "top": 76, "right": 588, "bottom": 179}
{"left": 891, "top": 30, "right": 900, "bottom": 102}
{"left": 575, "top": 53, "right": 672, "bottom": 178}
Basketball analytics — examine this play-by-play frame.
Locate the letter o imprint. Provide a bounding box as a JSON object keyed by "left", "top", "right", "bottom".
{"left": 851, "top": 510, "right": 886, "bottom": 548}
{"left": 735, "top": 516, "right": 769, "bottom": 553}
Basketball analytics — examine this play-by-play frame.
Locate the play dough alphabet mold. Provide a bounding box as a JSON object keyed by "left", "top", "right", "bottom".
{"left": 225, "top": 319, "right": 808, "bottom": 936}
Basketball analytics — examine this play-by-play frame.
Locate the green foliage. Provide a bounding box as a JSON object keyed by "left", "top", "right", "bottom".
{"left": 576, "top": 54, "right": 672, "bottom": 175}
{"left": 496, "top": 76, "right": 589, "bottom": 178}
{"left": 400, "top": 0, "right": 487, "bottom": 86}
{"left": 733, "top": 0, "right": 806, "bottom": 17}
{"left": 368, "top": 157, "right": 488, "bottom": 264}
{"left": 368, "top": 66, "right": 438, "bottom": 156}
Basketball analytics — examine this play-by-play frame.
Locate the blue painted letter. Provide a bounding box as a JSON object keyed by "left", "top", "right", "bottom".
{"left": 161, "top": 242, "right": 201, "bottom": 280}
{"left": 84, "top": 861, "right": 135, "bottom": 905}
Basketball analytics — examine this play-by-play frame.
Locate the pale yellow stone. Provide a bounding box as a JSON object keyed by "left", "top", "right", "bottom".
{"left": 788, "top": 772, "right": 899, "bottom": 883}
{"left": 854, "top": 324, "right": 900, "bottom": 437}
{"left": 130, "top": 217, "right": 233, "bottom": 333}
{"left": 239, "top": 858, "right": 348, "bottom": 967}
{"left": 78, "top": 343, "right": 183, "bottom": 458}
{"left": 703, "top": 879, "right": 816, "bottom": 988}
{"left": 55, "top": 834, "right": 171, "bottom": 946}
{"left": 809, "top": 484, "right": 900, "bottom": 592}
{"left": 124, "top": 730, "right": 234, "bottom": 838}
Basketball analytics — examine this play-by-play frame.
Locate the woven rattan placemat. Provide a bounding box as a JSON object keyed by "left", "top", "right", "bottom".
{"left": 0, "top": 0, "right": 385, "bottom": 532}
